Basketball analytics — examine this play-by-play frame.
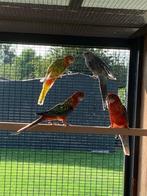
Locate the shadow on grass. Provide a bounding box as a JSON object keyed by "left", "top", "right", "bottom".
{"left": 0, "top": 147, "right": 123, "bottom": 171}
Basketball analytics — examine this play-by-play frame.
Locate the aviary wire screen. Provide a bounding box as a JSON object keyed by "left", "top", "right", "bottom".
{"left": 0, "top": 43, "right": 130, "bottom": 196}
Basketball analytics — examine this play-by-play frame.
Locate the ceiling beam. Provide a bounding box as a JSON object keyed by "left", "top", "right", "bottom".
{"left": 130, "top": 24, "right": 147, "bottom": 38}
{"left": 0, "top": 32, "right": 130, "bottom": 48}
{"left": 69, "top": 0, "right": 83, "bottom": 9}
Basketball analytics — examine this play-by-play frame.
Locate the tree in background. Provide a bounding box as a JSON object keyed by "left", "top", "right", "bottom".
{"left": 13, "top": 49, "right": 41, "bottom": 80}
{"left": 0, "top": 44, "right": 16, "bottom": 64}
{"left": 46, "top": 47, "right": 128, "bottom": 87}
{"left": 34, "top": 52, "right": 52, "bottom": 79}
{"left": 0, "top": 45, "right": 128, "bottom": 87}
{"left": 0, "top": 44, "right": 16, "bottom": 79}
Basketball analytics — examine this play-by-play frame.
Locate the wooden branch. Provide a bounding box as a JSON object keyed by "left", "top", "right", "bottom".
{"left": 21, "top": 72, "right": 116, "bottom": 81}
{"left": 62, "top": 72, "right": 93, "bottom": 78}
{"left": 1, "top": 72, "right": 117, "bottom": 82}
{"left": 0, "top": 72, "right": 94, "bottom": 82}
{"left": 0, "top": 122, "right": 147, "bottom": 136}
{"left": 69, "top": 0, "right": 83, "bottom": 9}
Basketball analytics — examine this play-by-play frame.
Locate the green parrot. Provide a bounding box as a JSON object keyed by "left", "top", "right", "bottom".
{"left": 38, "top": 55, "right": 75, "bottom": 105}
{"left": 17, "top": 91, "right": 85, "bottom": 134}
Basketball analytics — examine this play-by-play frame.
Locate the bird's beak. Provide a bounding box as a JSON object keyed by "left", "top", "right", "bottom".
{"left": 79, "top": 97, "right": 84, "bottom": 101}
{"left": 69, "top": 59, "right": 74, "bottom": 64}
{"left": 107, "top": 98, "right": 115, "bottom": 104}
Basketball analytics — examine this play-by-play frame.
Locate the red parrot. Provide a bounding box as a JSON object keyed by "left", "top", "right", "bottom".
{"left": 38, "top": 55, "right": 75, "bottom": 105}
{"left": 106, "top": 93, "right": 130, "bottom": 156}
{"left": 16, "top": 91, "right": 85, "bottom": 134}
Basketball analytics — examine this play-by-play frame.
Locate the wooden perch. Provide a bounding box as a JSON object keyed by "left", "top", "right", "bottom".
{"left": 62, "top": 72, "right": 94, "bottom": 78}
{"left": 0, "top": 122, "right": 147, "bottom": 136}
{"left": 3, "top": 72, "right": 96, "bottom": 82}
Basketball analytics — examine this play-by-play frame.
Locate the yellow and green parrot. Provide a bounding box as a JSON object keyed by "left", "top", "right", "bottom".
{"left": 38, "top": 55, "right": 75, "bottom": 105}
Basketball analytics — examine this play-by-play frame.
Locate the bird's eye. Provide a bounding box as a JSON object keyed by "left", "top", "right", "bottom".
{"left": 79, "top": 97, "right": 84, "bottom": 101}
{"left": 110, "top": 98, "right": 115, "bottom": 103}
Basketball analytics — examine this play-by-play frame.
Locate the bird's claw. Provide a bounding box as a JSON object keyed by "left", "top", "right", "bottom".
{"left": 92, "top": 75, "right": 98, "bottom": 80}
{"left": 47, "top": 121, "right": 54, "bottom": 125}
{"left": 63, "top": 123, "right": 69, "bottom": 126}
{"left": 10, "top": 132, "right": 20, "bottom": 136}
{"left": 62, "top": 120, "right": 69, "bottom": 126}
{"left": 115, "top": 135, "right": 119, "bottom": 140}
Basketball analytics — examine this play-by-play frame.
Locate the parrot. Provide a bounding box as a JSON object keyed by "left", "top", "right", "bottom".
{"left": 16, "top": 91, "right": 85, "bottom": 134}
{"left": 38, "top": 55, "right": 75, "bottom": 105}
{"left": 83, "top": 51, "right": 116, "bottom": 110}
{"left": 106, "top": 93, "right": 130, "bottom": 156}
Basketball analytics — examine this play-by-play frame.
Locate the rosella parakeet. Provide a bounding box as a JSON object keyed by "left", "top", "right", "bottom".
{"left": 106, "top": 93, "right": 130, "bottom": 156}
{"left": 38, "top": 55, "right": 75, "bottom": 105}
{"left": 17, "top": 91, "right": 85, "bottom": 134}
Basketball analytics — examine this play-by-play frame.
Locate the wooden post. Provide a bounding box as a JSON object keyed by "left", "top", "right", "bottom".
{"left": 137, "top": 35, "right": 147, "bottom": 196}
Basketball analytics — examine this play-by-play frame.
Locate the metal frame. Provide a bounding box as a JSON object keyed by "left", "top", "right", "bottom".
{"left": 125, "top": 37, "right": 144, "bottom": 196}
{"left": 0, "top": 32, "right": 130, "bottom": 48}
{"left": 0, "top": 32, "right": 143, "bottom": 196}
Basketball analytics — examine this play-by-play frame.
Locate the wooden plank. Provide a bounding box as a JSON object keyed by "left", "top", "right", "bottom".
{"left": 0, "top": 122, "right": 147, "bottom": 136}
{"left": 130, "top": 24, "right": 147, "bottom": 38}
{"left": 137, "top": 36, "right": 147, "bottom": 196}
{"left": 69, "top": 0, "right": 83, "bottom": 9}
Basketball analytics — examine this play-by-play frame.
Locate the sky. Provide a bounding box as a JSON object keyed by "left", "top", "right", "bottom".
{"left": 13, "top": 44, "right": 52, "bottom": 56}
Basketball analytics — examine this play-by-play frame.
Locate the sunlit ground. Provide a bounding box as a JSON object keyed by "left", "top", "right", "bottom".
{"left": 0, "top": 149, "right": 124, "bottom": 196}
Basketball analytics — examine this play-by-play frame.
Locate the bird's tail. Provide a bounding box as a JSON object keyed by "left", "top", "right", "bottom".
{"left": 104, "top": 65, "right": 117, "bottom": 80}
{"left": 98, "top": 76, "right": 107, "bottom": 110}
{"left": 38, "top": 78, "right": 56, "bottom": 105}
{"left": 17, "top": 116, "right": 44, "bottom": 134}
{"left": 107, "top": 73, "right": 117, "bottom": 81}
{"left": 119, "top": 135, "right": 130, "bottom": 156}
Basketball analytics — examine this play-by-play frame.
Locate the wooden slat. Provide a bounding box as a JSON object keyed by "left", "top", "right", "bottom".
{"left": 0, "top": 2, "right": 144, "bottom": 38}
{"left": 69, "top": 0, "right": 83, "bottom": 9}
{"left": 0, "top": 122, "right": 147, "bottom": 136}
{"left": 137, "top": 35, "right": 147, "bottom": 196}
{"left": 131, "top": 24, "right": 147, "bottom": 38}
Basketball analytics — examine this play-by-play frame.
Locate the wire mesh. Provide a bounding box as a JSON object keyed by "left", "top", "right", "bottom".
{"left": 82, "top": 0, "right": 147, "bottom": 10}
{"left": 0, "top": 0, "right": 70, "bottom": 6}
{"left": 0, "top": 43, "right": 130, "bottom": 195}
{"left": 0, "top": 132, "right": 124, "bottom": 196}
{"left": 0, "top": 0, "right": 146, "bottom": 38}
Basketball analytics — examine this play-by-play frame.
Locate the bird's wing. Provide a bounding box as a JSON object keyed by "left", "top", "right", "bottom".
{"left": 86, "top": 58, "right": 100, "bottom": 77}
{"left": 40, "top": 62, "right": 53, "bottom": 82}
{"left": 45, "top": 59, "right": 64, "bottom": 80}
{"left": 37, "top": 102, "right": 73, "bottom": 116}
{"left": 121, "top": 104, "right": 128, "bottom": 122}
{"left": 95, "top": 57, "right": 116, "bottom": 80}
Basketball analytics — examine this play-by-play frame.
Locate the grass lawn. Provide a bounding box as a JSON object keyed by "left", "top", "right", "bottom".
{"left": 118, "top": 88, "right": 126, "bottom": 106}
{"left": 0, "top": 148, "right": 124, "bottom": 196}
